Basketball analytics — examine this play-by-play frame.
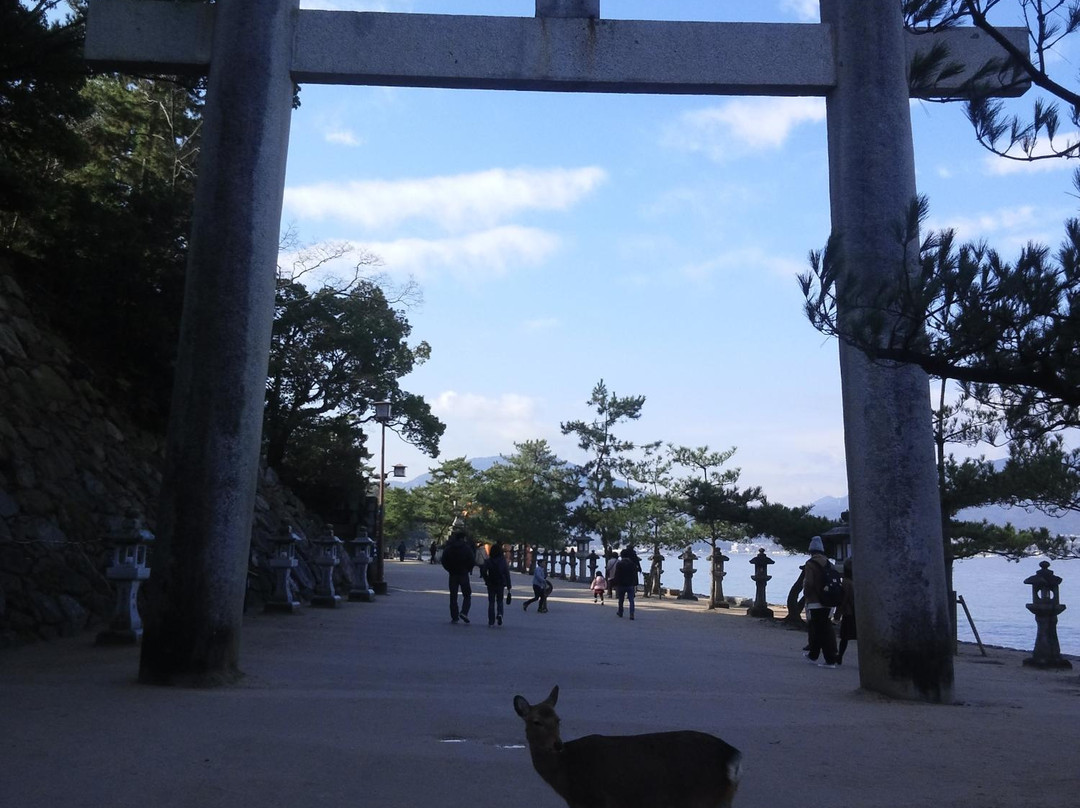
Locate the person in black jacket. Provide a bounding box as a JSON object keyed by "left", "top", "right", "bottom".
{"left": 440, "top": 529, "right": 475, "bottom": 624}
{"left": 613, "top": 548, "right": 641, "bottom": 620}
{"left": 481, "top": 542, "right": 512, "bottom": 627}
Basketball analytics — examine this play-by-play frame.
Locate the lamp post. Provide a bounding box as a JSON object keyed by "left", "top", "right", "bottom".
{"left": 372, "top": 399, "right": 391, "bottom": 595}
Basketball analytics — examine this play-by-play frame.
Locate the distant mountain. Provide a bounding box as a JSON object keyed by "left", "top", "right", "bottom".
{"left": 811, "top": 495, "right": 1080, "bottom": 536}
{"left": 398, "top": 455, "right": 504, "bottom": 490}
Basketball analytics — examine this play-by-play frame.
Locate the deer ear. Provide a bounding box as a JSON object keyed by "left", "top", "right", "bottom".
{"left": 547, "top": 685, "right": 559, "bottom": 706}
{"left": 513, "top": 695, "right": 530, "bottom": 717}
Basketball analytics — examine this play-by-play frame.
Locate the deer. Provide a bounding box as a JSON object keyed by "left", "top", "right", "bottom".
{"left": 513, "top": 685, "right": 742, "bottom": 808}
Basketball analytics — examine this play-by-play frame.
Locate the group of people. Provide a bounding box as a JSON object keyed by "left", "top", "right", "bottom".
{"left": 442, "top": 531, "right": 858, "bottom": 655}
{"left": 802, "top": 535, "right": 856, "bottom": 668}
{"left": 440, "top": 530, "right": 648, "bottom": 626}
{"left": 440, "top": 529, "right": 513, "bottom": 627}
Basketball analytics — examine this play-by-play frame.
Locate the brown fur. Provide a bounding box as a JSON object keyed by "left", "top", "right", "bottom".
{"left": 513, "top": 685, "right": 742, "bottom": 808}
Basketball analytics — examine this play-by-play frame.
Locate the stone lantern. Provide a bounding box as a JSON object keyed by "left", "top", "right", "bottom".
{"left": 587, "top": 549, "right": 599, "bottom": 580}
{"left": 747, "top": 548, "right": 775, "bottom": 618}
{"left": 311, "top": 523, "right": 344, "bottom": 607}
{"left": 558, "top": 547, "right": 569, "bottom": 579}
{"left": 346, "top": 526, "right": 376, "bottom": 602}
{"left": 648, "top": 546, "right": 664, "bottom": 598}
{"left": 265, "top": 522, "right": 303, "bottom": 613}
{"left": 709, "top": 545, "right": 731, "bottom": 609}
{"left": 1022, "top": 561, "right": 1072, "bottom": 670}
{"left": 96, "top": 515, "right": 154, "bottom": 645}
{"left": 575, "top": 539, "right": 589, "bottom": 580}
{"left": 677, "top": 547, "right": 698, "bottom": 601}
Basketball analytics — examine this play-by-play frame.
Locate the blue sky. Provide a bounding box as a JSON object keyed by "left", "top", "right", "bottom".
{"left": 278, "top": 1, "right": 1078, "bottom": 505}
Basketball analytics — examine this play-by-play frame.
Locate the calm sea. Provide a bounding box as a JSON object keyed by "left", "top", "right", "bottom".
{"left": 652, "top": 544, "right": 1079, "bottom": 657}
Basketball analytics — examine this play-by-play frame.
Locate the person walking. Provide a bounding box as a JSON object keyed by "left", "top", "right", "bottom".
{"left": 802, "top": 535, "right": 840, "bottom": 667}
{"left": 613, "top": 548, "right": 640, "bottom": 620}
{"left": 440, "top": 529, "right": 475, "bottom": 624}
{"left": 835, "top": 557, "right": 857, "bottom": 665}
{"left": 591, "top": 571, "right": 607, "bottom": 604}
{"left": 481, "top": 542, "right": 512, "bottom": 626}
{"left": 605, "top": 552, "right": 619, "bottom": 600}
{"left": 522, "top": 558, "right": 549, "bottom": 613}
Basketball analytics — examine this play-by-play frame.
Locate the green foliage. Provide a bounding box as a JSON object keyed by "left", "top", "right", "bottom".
{"left": 803, "top": 199, "right": 1080, "bottom": 564}
{"left": 1, "top": 1, "right": 89, "bottom": 245}
{"left": 264, "top": 277, "right": 444, "bottom": 478}
{"left": 619, "top": 443, "right": 698, "bottom": 552}
{"left": 741, "top": 501, "right": 836, "bottom": 554}
{"left": 905, "top": 1, "right": 1080, "bottom": 162}
{"left": 560, "top": 379, "right": 646, "bottom": 551}
{"left": 1, "top": 4, "right": 202, "bottom": 423}
{"left": 383, "top": 485, "right": 428, "bottom": 553}
{"left": 472, "top": 440, "right": 580, "bottom": 549}
{"left": 411, "top": 457, "right": 483, "bottom": 538}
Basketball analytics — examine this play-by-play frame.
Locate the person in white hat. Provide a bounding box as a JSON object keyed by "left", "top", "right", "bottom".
{"left": 803, "top": 535, "right": 840, "bottom": 668}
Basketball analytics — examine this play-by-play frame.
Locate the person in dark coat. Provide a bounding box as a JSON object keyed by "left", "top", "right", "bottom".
{"left": 835, "top": 557, "right": 857, "bottom": 665}
{"left": 802, "top": 535, "right": 839, "bottom": 667}
{"left": 440, "top": 529, "right": 475, "bottom": 624}
{"left": 481, "top": 542, "right": 512, "bottom": 627}
{"left": 613, "top": 548, "right": 640, "bottom": 620}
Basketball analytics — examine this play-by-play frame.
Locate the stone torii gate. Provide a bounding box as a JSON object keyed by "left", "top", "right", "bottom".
{"left": 85, "top": 0, "right": 1026, "bottom": 700}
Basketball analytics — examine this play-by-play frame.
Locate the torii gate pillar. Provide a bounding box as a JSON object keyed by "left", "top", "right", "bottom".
{"left": 822, "top": 0, "right": 951, "bottom": 702}
{"left": 137, "top": 0, "right": 299, "bottom": 685}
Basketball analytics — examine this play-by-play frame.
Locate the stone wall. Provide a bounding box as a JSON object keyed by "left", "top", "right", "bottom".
{"left": 0, "top": 269, "right": 355, "bottom": 647}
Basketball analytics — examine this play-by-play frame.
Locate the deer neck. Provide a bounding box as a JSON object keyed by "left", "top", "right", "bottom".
{"left": 528, "top": 739, "right": 571, "bottom": 793}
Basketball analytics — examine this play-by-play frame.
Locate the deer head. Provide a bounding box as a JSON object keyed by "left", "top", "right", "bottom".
{"left": 513, "top": 684, "right": 564, "bottom": 752}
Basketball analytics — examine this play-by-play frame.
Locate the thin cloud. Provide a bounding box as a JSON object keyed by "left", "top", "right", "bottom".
{"left": 664, "top": 98, "right": 826, "bottom": 161}
{"left": 929, "top": 205, "right": 1066, "bottom": 252}
{"left": 780, "top": 0, "right": 820, "bottom": 22}
{"left": 365, "top": 226, "right": 561, "bottom": 281}
{"left": 431, "top": 391, "right": 548, "bottom": 447}
{"left": 324, "top": 128, "right": 362, "bottom": 147}
{"left": 283, "top": 166, "right": 607, "bottom": 232}
{"left": 676, "top": 247, "right": 806, "bottom": 284}
{"left": 982, "top": 140, "right": 1078, "bottom": 175}
{"left": 522, "top": 317, "right": 561, "bottom": 332}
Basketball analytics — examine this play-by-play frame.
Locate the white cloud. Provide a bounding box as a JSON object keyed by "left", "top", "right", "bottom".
{"left": 931, "top": 205, "right": 1041, "bottom": 241}
{"left": 431, "top": 391, "right": 547, "bottom": 448}
{"left": 780, "top": 0, "right": 819, "bottom": 22}
{"left": 664, "top": 98, "right": 826, "bottom": 161}
{"left": 324, "top": 128, "right": 362, "bottom": 147}
{"left": 365, "top": 226, "right": 561, "bottom": 281}
{"left": 982, "top": 141, "right": 1077, "bottom": 175}
{"left": 521, "top": 317, "right": 561, "bottom": 332}
{"left": 283, "top": 166, "right": 607, "bottom": 232}
{"left": 676, "top": 246, "right": 806, "bottom": 284}
{"left": 276, "top": 226, "right": 558, "bottom": 285}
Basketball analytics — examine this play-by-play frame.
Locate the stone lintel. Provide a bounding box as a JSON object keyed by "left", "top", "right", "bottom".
{"left": 294, "top": 14, "right": 834, "bottom": 96}
{"left": 84, "top": 0, "right": 1028, "bottom": 98}
{"left": 84, "top": 0, "right": 214, "bottom": 74}
{"left": 907, "top": 27, "right": 1029, "bottom": 98}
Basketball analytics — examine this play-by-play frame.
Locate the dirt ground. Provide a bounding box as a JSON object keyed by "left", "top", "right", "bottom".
{"left": 2, "top": 560, "right": 1078, "bottom": 807}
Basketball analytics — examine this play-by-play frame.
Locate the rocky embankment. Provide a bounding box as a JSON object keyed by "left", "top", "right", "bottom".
{"left": 0, "top": 269, "right": 344, "bottom": 647}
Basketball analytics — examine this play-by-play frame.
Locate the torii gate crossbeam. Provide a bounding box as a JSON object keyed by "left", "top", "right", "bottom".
{"left": 84, "top": 0, "right": 1028, "bottom": 702}
{"left": 87, "top": 1, "right": 1024, "bottom": 97}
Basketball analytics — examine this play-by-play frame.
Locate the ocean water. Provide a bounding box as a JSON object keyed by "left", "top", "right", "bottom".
{"left": 652, "top": 545, "right": 1079, "bottom": 657}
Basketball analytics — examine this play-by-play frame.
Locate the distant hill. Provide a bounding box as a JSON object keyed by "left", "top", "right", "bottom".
{"left": 398, "top": 456, "right": 504, "bottom": 490}
{"left": 811, "top": 495, "right": 1080, "bottom": 536}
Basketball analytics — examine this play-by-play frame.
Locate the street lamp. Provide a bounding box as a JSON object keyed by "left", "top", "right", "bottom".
{"left": 372, "top": 399, "right": 391, "bottom": 595}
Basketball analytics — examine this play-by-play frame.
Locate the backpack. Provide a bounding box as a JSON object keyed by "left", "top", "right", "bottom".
{"left": 818, "top": 561, "right": 845, "bottom": 608}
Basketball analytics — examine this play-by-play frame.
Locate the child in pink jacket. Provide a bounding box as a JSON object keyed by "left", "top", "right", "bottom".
{"left": 591, "top": 572, "right": 607, "bottom": 604}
